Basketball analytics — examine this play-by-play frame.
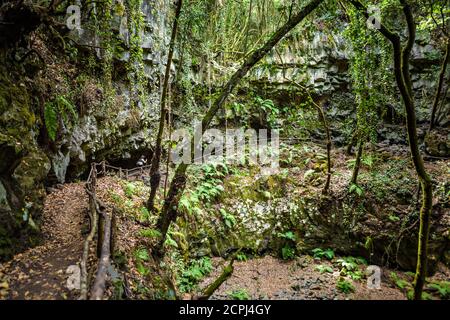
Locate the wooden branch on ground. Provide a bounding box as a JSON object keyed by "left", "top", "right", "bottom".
{"left": 90, "top": 209, "right": 112, "bottom": 300}
{"left": 192, "top": 256, "right": 237, "bottom": 300}
{"left": 80, "top": 188, "right": 98, "bottom": 300}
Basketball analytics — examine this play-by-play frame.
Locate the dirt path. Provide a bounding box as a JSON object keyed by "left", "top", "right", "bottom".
{"left": 0, "top": 183, "right": 87, "bottom": 300}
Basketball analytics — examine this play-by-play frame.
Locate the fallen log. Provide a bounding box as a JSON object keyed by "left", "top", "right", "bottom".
{"left": 191, "top": 253, "right": 238, "bottom": 300}
{"left": 90, "top": 209, "right": 112, "bottom": 300}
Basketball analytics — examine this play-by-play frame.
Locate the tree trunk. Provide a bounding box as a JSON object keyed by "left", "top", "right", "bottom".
{"left": 147, "top": 0, "right": 183, "bottom": 212}
{"left": 154, "top": 0, "right": 325, "bottom": 255}
{"left": 349, "top": 0, "right": 433, "bottom": 300}
{"left": 350, "top": 139, "right": 363, "bottom": 185}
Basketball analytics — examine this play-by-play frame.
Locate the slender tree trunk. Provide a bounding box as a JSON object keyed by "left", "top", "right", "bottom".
{"left": 429, "top": 40, "right": 450, "bottom": 131}
{"left": 147, "top": 0, "right": 183, "bottom": 212}
{"left": 346, "top": 131, "right": 357, "bottom": 155}
{"left": 349, "top": 0, "right": 434, "bottom": 300}
{"left": 350, "top": 139, "right": 363, "bottom": 185}
{"left": 154, "top": 0, "right": 325, "bottom": 255}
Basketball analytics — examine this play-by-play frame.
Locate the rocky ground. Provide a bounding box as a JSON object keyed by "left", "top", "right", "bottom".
{"left": 199, "top": 255, "right": 449, "bottom": 300}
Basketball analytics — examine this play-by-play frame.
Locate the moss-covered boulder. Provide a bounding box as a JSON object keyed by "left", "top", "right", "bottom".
{"left": 0, "top": 69, "right": 50, "bottom": 260}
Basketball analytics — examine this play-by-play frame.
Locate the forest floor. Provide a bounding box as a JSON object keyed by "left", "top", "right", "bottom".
{"left": 0, "top": 183, "right": 88, "bottom": 300}
{"left": 200, "top": 256, "right": 450, "bottom": 300}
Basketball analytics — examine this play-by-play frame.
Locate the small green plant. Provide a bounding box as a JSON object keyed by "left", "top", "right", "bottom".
{"left": 178, "top": 257, "right": 213, "bottom": 293}
{"left": 428, "top": 281, "right": 450, "bottom": 299}
{"left": 281, "top": 246, "right": 296, "bottom": 260}
{"left": 134, "top": 247, "right": 150, "bottom": 276}
{"left": 336, "top": 278, "right": 355, "bottom": 294}
{"left": 134, "top": 247, "right": 149, "bottom": 261}
{"left": 390, "top": 272, "right": 411, "bottom": 290}
{"left": 236, "top": 252, "right": 248, "bottom": 261}
{"left": 124, "top": 183, "right": 136, "bottom": 198}
{"left": 44, "top": 95, "right": 78, "bottom": 141}
{"left": 312, "top": 248, "right": 335, "bottom": 260}
{"left": 388, "top": 214, "right": 400, "bottom": 222}
{"left": 349, "top": 183, "right": 364, "bottom": 197}
{"left": 228, "top": 288, "right": 250, "bottom": 300}
{"left": 178, "top": 257, "right": 212, "bottom": 292}
{"left": 336, "top": 257, "right": 366, "bottom": 280}
{"left": 316, "top": 265, "right": 334, "bottom": 273}
{"left": 220, "top": 208, "right": 236, "bottom": 228}
{"left": 277, "top": 231, "right": 296, "bottom": 241}
{"left": 138, "top": 207, "right": 150, "bottom": 223}
{"left": 164, "top": 232, "right": 178, "bottom": 248}
{"left": 138, "top": 228, "right": 162, "bottom": 239}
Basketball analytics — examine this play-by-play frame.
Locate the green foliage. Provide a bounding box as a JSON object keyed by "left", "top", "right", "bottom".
{"left": 44, "top": 96, "right": 78, "bottom": 141}
{"left": 138, "top": 207, "right": 151, "bottom": 223}
{"left": 277, "top": 231, "right": 296, "bottom": 241}
{"left": 220, "top": 208, "right": 236, "bottom": 228}
{"left": 44, "top": 103, "right": 58, "bottom": 141}
{"left": 312, "top": 248, "right": 335, "bottom": 260}
{"left": 226, "top": 95, "right": 280, "bottom": 128}
{"left": 390, "top": 272, "right": 411, "bottom": 290}
{"left": 254, "top": 96, "right": 279, "bottom": 127}
{"left": 124, "top": 182, "right": 137, "bottom": 198}
{"left": 336, "top": 278, "right": 355, "bottom": 294}
{"left": 236, "top": 252, "right": 248, "bottom": 262}
{"left": 407, "top": 289, "right": 433, "bottom": 300}
{"left": 196, "top": 163, "right": 227, "bottom": 202}
{"left": 315, "top": 265, "right": 333, "bottom": 274}
{"left": 428, "top": 281, "right": 450, "bottom": 299}
{"left": 228, "top": 288, "right": 250, "bottom": 300}
{"left": 336, "top": 257, "right": 366, "bottom": 280}
{"left": 134, "top": 247, "right": 150, "bottom": 276}
{"left": 112, "top": 278, "right": 125, "bottom": 300}
{"left": 164, "top": 232, "right": 179, "bottom": 248}
{"left": 388, "top": 214, "right": 400, "bottom": 222}
{"left": 178, "top": 257, "right": 213, "bottom": 293}
{"left": 344, "top": 4, "right": 394, "bottom": 145}
{"left": 349, "top": 183, "right": 364, "bottom": 197}
{"left": 138, "top": 228, "right": 162, "bottom": 239}
{"left": 281, "top": 246, "right": 296, "bottom": 260}
{"left": 179, "top": 163, "right": 230, "bottom": 215}
{"left": 134, "top": 247, "right": 149, "bottom": 261}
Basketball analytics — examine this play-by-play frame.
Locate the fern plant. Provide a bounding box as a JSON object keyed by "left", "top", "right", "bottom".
{"left": 44, "top": 95, "right": 78, "bottom": 141}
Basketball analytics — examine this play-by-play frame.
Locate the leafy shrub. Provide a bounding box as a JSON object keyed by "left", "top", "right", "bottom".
{"left": 428, "top": 281, "right": 450, "bottom": 299}
{"left": 44, "top": 95, "right": 78, "bottom": 141}
{"left": 349, "top": 183, "right": 364, "bottom": 197}
{"left": 312, "top": 248, "right": 335, "bottom": 260}
{"left": 138, "top": 228, "right": 162, "bottom": 239}
{"left": 281, "top": 246, "right": 296, "bottom": 260}
{"left": 178, "top": 257, "right": 213, "bottom": 293}
{"left": 220, "top": 208, "right": 236, "bottom": 228}
{"left": 277, "top": 231, "right": 296, "bottom": 241}
{"left": 337, "top": 278, "right": 355, "bottom": 294}
{"left": 316, "top": 265, "right": 334, "bottom": 273}
{"left": 390, "top": 272, "right": 411, "bottom": 290}
{"left": 124, "top": 183, "right": 136, "bottom": 198}
{"left": 228, "top": 289, "right": 250, "bottom": 300}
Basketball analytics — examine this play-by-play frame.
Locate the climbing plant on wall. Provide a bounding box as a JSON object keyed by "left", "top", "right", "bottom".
{"left": 126, "top": 0, "right": 147, "bottom": 108}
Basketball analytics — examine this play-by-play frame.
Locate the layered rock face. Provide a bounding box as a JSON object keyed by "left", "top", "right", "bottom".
{"left": 0, "top": 0, "right": 171, "bottom": 260}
